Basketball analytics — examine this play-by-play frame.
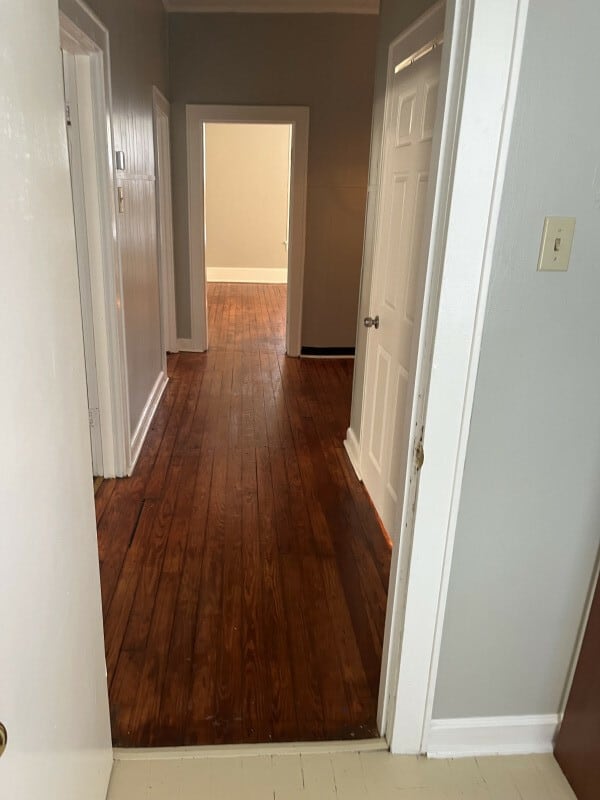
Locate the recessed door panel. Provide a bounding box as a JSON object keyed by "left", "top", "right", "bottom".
{"left": 369, "top": 345, "right": 392, "bottom": 471}
{"left": 405, "top": 173, "right": 429, "bottom": 324}
{"left": 422, "top": 79, "right": 439, "bottom": 142}
{"left": 396, "top": 90, "right": 417, "bottom": 147}
{"left": 383, "top": 174, "right": 409, "bottom": 310}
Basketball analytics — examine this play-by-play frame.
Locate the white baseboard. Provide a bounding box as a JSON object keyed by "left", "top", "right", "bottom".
{"left": 206, "top": 266, "right": 288, "bottom": 284}
{"left": 129, "top": 370, "right": 168, "bottom": 473}
{"left": 427, "top": 714, "right": 562, "bottom": 758}
{"left": 176, "top": 338, "right": 206, "bottom": 353}
{"left": 343, "top": 427, "right": 362, "bottom": 480}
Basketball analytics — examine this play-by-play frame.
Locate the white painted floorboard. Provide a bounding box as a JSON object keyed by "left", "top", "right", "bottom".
{"left": 107, "top": 749, "right": 576, "bottom": 799}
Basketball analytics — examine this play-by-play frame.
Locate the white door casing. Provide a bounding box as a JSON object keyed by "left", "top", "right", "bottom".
{"left": 62, "top": 49, "right": 104, "bottom": 476}
{"left": 153, "top": 88, "right": 179, "bottom": 354}
{"left": 58, "top": 1, "right": 132, "bottom": 477}
{"left": 360, "top": 38, "right": 443, "bottom": 536}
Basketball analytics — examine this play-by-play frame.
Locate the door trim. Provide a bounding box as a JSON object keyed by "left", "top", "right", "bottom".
{"left": 59, "top": 0, "right": 131, "bottom": 477}
{"left": 152, "top": 87, "right": 179, "bottom": 355}
{"left": 427, "top": 714, "right": 562, "bottom": 759}
{"left": 186, "top": 105, "right": 309, "bottom": 356}
{"left": 61, "top": 49, "right": 104, "bottom": 475}
{"left": 347, "top": 0, "right": 530, "bottom": 752}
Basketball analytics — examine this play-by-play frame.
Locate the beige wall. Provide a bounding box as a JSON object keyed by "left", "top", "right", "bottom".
{"left": 349, "top": 0, "right": 436, "bottom": 433}
{"left": 169, "top": 13, "right": 378, "bottom": 347}
{"left": 82, "top": 0, "right": 169, "bottom": 435}
{"left": 205, "top": 123, "right": 290, "bottom": 280}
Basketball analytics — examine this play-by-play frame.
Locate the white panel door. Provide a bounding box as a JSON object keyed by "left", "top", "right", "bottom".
{"left": 360, "top": 45, "right": 442, "bottom": 536}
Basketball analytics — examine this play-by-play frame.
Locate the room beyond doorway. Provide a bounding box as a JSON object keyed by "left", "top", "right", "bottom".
{"left": 204, "top": 122, "right": 292, "bottom": 287}
{"left": 96, "top": 283, "right": 391, "bottom": 746}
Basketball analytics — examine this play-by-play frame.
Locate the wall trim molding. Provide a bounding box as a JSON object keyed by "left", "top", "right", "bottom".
{"left": 300, "top": 346, "right": 355, "bottom": 357}
{"left": 164, "top": 0, "right": 379, "bottom": 14}
{"left": 427, "top": 715, "right": 562, "bottom": 758}
{"left": 129, "top": 371, "right": 168, "bottom": 473}
{"left": 114, "top": 738, "right": 387, "bottom": 761}
{"left": 344, "top": 427, "right": 362, "bottom": 480}
{"left": 176, "top": 338, "right": 202, "bottom": 352}
{"left": 207, "top": 266, "right": 288, "bottom": 284}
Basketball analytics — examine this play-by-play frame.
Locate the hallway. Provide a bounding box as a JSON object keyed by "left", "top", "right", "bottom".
{"left": 97, "top": 283, "right": 391, "bottom": 746}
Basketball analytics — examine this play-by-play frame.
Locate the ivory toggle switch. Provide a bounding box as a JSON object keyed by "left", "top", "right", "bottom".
{"left": 537, "top": 216, "right": 575, "bottom": 272}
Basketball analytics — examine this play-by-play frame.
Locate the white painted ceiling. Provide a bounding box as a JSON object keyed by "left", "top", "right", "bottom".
{"left": 163, "top": 0, "right": 379, "bottom": 13}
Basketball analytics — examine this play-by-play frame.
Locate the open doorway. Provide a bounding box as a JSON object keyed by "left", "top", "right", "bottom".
{"left": 98, "top": 108, "right": 393, "bottom": 747}
{"left": 203, "top": 122, "right": 292, "bottom": 353}
{"left": 185, "top": 105, "right": 309, "bottom": 356}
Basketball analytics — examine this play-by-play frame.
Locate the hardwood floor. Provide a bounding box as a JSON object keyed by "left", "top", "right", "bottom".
{"left": 97, "top": 282, "right": 392, "bottom": 747}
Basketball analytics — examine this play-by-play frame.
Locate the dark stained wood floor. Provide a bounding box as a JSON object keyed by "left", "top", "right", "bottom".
{"left": 96, "top": 282, "right": 392, "bottom": 746}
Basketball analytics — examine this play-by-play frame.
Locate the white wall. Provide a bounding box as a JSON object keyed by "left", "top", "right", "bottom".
{"left": 0, "top": 1, "right": 112, "bottom": 797}
{"left": 205, "top": 123, "right": 291, "bottom": 282}
{"left": 433, "top": 0, "right": 600, "bottom": 719}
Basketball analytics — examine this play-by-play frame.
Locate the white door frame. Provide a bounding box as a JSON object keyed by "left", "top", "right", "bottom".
{"left": 185, "top": 105, "right": 309, "bottom": 356}
{"left": 61, "top": 48, "right": 104, "bottom": 475}
{"left": 59, "top": 0, "right": 131, "bottom": 477}
{"left": 153, "top": 87, "right": 179, "bottom": 355}
{"left": 357, "top": 0, "right": 531, "bottom": 752}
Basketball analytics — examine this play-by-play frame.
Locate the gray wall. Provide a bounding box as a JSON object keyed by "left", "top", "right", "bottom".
{"left": 433, "top": 0, "right": 600, "bottom": 719}
{"left": 168, "top": 13, "right": 378, "bottom": 347}
{"left": 85, "top": 0, "right": 169, "bottom": 435}
{"left": 348, "top": 0, "right": 434, "bottom": 435}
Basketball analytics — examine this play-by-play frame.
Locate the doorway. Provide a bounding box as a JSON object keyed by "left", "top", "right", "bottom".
{"left": 359, "top": 30, "right": 443, "bottom": 537}
{"left": 203, "top": 121, "right": 292, "bottom": 352}
{"left": 185, "top": 105, "right": 309, "bottom": 356}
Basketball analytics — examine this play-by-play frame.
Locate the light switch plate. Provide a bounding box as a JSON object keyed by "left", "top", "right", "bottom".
{"left": 537, "top": 216, "right": 575, "bottom": 271}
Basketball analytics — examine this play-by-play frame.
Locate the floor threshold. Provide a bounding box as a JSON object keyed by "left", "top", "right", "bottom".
{"left": 113, "top": 738, "right": 388, "bottom": 761}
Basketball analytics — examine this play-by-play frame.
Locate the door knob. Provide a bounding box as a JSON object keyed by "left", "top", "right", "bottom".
{"left": 0, "top": 722, "right": 7, "bottom": 758}
{"left": 364, "top": 315, "right": 379, "bottom": 329}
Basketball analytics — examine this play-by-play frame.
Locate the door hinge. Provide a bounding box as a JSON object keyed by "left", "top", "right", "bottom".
{"left": 65, "top": 103, "right": 72, "bottom": 127}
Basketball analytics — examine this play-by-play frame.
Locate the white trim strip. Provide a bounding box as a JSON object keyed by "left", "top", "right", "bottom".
{"left": 177, "top": 337, "right": 201, "bottom": 352}
{"left": 343, "top": 426, "right": 362, "bottom": 480}
{"left": 129, "top": 371, "right": 168, "bottom": 473}
{"left": 114, "top": 738, "right": 388, "bottom": 761}
{"left": 427, "top": 715, "right": 562, "bottom": 758}
{"left": 206, "top": 266, "right": 288, "bottom": 284}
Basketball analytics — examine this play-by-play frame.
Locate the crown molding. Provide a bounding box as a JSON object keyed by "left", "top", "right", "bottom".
{"left": 164, "top": 0, "right": 379, "bottom": 13}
